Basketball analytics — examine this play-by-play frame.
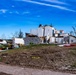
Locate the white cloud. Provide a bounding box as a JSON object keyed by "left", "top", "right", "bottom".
{"left": 12, "top": 5, "right": 15, "bottom": 8}
{"left": 22, "top": 11, "right": 30, "bottom": 14}
{"left": 16, "top": 0, "right": 76, "bottom": 12}
{"left": 0, "top": 9, "right": 7, "bottom": 13}
{"left": 0, "top": 9, "right": 20, "bottom": 15}
{"left": 9, "top": 11, "right": 20, "bottom": 14}
{"left": 43, "top": 0, "right": 67, "bottom": 5}
{"left": 15, "top": 11, "right": 19, "bottom": 14}
{"left": 9, "top": 11, "right": 13, "bottom": 14}
{"left": 37, "top": 15, "right": 40, "bottom": 17}
{"left": 9, "top": 11, "right": 19, "bottom": 14}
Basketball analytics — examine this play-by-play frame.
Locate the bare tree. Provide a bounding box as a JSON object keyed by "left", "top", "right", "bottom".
{"left": 70, "top": 31, "right": 74, "bottom": 35}
{"left": 0, "top": 34, "right": 6, "bottom": 39}
{"left": 12, "top": 31, "right": 19, "bottom": 38}
{"left": 70, "top": 26, "right": 76, "bottom": 36}
{"left": 72, "top": 26, "right": 76, "bottom": 36}
{"left": 12, "top": 30, "right": 24, "bottom": 38}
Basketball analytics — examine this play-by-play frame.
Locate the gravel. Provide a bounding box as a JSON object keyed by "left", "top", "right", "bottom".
{"left": 0, "top": 64, "right": 75, "bottom": 75}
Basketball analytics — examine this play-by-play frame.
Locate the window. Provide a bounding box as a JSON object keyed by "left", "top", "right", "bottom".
{"left": 71, "top": 40, "right": 73, "bottom": 42}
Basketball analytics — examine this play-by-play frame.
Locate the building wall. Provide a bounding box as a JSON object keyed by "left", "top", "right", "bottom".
{"left": 60, "top": 33, "right": 69, "bottom": 37}
{"left": 38, "top": 27, "right": 44, "bottom": 37}
{"left": 30, "top": 29, "right": 38, "bottom": 35}
{"left": 55, "top": 34, "right": 58, "bottom": 37}
{"left": 30, "top": 26, "right": 56, "bottom": 38}
{"left": 0, "top": 40, "right": 7, "bottom": 44}
{"left": 13, "top": 38, "right": 24, "bottom": 45}
{"left": 69, "top": 36, "right": 76, "bottom": 44}
{"left": 24, "top": 37, "right": 42, "bottom": 45}
{"left": 30, "top": 26, "right": 71, "bottom": 44}
{"left": 45, "top": 26, "right": 53, "bottom": 37}
{"left": 50, "top": 37, "right": 55, "bottom": 43}
{"left": 56, "top": 37, "right": 64, "bottom": 44}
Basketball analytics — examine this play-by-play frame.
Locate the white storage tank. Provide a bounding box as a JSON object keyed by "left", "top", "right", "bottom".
{"left": 45, "top": 26, "right": 52, "bottom": 37}
{"left": 38, "top": 27, "right": 44, "bottom": 37}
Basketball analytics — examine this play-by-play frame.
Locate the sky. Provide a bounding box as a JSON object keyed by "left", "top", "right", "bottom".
{"left": 0, "top": 0, "right": 76, "bottom": 38}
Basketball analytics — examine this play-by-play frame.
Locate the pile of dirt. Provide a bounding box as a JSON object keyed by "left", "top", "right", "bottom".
{"left": 0, "top": 46, "right": 76, "bottom": 73}
{"left": 0, "top": 72, "right": 11, "bottom": 75}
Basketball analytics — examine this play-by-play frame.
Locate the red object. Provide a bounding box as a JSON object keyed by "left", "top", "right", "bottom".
{"left": 0, "top": 48, "right": 2, "bottom": 50}
{"left": 70, "top": 44, "right": 76, "bottom": 46}
{"left": 64, "top": 44, "right": 76, "bottom": 47}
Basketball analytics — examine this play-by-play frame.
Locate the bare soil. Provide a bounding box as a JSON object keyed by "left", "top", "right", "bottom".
{"left": 0, "top": 72, "right": 11, "bottom": 75}
{"left": 0, "top": 45, "right": 76, "bottom": 74}
{"left": 0, "top": 64, "right": 75, "bottom": 75}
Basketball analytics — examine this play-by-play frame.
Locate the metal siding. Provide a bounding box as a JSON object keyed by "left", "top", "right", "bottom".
{"left": 50, "top": 37, "right": 55, "bottom": 43}
{"left": 38, "top": 28, "right": 44, "bottom": 37}
{"left": 69, "top": 36, "right": 76, "bottom": 43}
{"left": 30, "top": 29, "right": 38, "bottom": 35}
{"left": 56, "top": 38, "right": 64, "bottom": 44}
{"left": 45, "top": 26, "right": 52, "bottom": 37}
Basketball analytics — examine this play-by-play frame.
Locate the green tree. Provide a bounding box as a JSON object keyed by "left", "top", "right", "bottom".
{"left": 18, "top": 30, "right": 24, "bottom": 38}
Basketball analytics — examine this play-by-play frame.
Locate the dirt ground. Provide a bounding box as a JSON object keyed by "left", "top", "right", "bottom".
{"left": 0, "top": 45, "right": 76, "bottom": 74}
{"left": 0, "top": 64, "right": 75, "bottom": 75}
{"left": 0, "top": 72, "right": 11, "bottom": 75}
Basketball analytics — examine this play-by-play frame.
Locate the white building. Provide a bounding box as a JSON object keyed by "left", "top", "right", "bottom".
{"left": 69, "top": 35, "right": 76, "bottom": 44}
{"left": 29, "top": 25, "right": 76, "bottom": 44}
{"left": 37, "top": 27, "right": 44, "bottom": 37}
{"left": 0, "top": 39, "right": 7, "bottom": 44}
{"left": 13, "top": 38, "right": 24, "bottom": 45}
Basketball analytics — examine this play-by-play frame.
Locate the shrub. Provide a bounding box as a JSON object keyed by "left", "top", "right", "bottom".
{"left": 29, "top": 42, "right": 34, "bottom": 45}
{"left": 0, "top": 58, "right": 2, "bottom": 62}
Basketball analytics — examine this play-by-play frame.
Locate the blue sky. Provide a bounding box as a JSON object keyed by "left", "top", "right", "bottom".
{"left": 0, "top": 0, "right": 76, "bottom": 38}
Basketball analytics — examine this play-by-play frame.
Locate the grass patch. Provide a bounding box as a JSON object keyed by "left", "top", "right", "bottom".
{"left": 25, "top": 44, "right": 57, "bottom": 49}
{"left": 0, "top": 57, "right": 2, "bottom": 62}
{"left": 0, "top": 44, "right": 57, "bottom": 55}
{"left": 0, "top": 46, "right": 26, "bottom": 54}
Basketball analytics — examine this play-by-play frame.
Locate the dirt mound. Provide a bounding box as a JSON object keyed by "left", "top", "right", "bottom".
{"left": 0, "top": 46, "right": 76, "bottom": 73}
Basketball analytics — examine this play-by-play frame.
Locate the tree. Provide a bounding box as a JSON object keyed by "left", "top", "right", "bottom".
{"left": 12, "top": 30, "right": 24, "bottom": 38}
{"left": 18, "top": 30, "right": 24, "bottom": 38}
{"left": 70, "top": 31, "right": 74, "bottom": 35}
{"left": 70, "top": 26, "right": 76, "bottom": 36}
{"left": 72, "top": 26, "right": 76, "bottom": 36}
{"left": 0, "top": 34, "right": 6, "bottom": 39}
